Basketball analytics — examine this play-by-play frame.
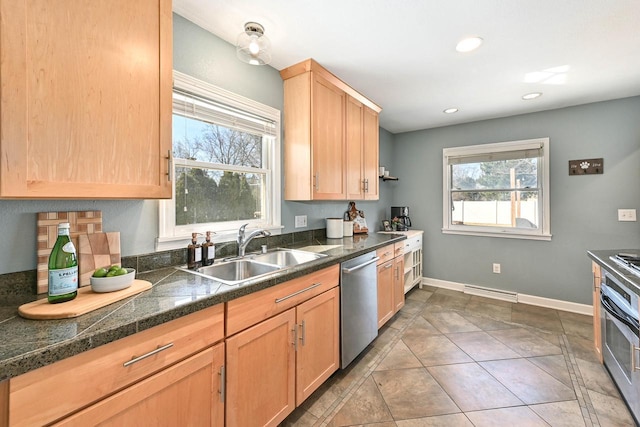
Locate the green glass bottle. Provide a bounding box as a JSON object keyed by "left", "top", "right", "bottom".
{"left": 48, "top": 222, "right": 78, "bottom": 303}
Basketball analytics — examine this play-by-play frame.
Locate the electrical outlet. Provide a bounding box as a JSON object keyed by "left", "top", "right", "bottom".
{"left": 492, "top": 263, "right": 501, "bottom": 274}
{"left": 294, "top": 215, "right": 307, "bottom": 228}
{"left": 618, "top": 209, "right": 637, "bottom": 222}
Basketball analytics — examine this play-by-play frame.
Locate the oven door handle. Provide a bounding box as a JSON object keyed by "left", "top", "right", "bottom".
{"left": 601, "top": 292, "right": 640, "bottom": 335}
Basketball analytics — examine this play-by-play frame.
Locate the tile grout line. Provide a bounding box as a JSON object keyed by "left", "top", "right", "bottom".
{"left": 314, "top": 300, "right": 428, "bottom": 426}
{"left": 560, "top": 334, "right": 600, "bottom": 427}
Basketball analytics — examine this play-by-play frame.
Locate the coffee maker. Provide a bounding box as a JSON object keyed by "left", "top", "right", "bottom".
{"left": 391, "top": 206, "right": 411, "bottom": 231}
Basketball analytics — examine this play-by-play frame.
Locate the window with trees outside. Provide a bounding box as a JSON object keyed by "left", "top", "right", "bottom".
{"left": 158, "top": 71, "right": 281, "bottom": 250}
{"left": 442, "top": 138, "right": 551, "bottom": 240}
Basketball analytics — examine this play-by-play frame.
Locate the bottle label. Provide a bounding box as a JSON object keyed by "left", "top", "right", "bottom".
{"left": 49, "top": 266, "right": 78, "bottom": 296}
{"left": 195, "top": 247, "right": 202, "bottom": 262}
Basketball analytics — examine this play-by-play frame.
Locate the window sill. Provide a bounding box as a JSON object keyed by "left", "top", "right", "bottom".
{"left": 442, "top": 228, "right": 552, "bottom": 241}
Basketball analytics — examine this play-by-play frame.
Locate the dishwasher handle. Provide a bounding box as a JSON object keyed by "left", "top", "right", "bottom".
{"left": 342, "top": 257, "right": 380, "bottom": 273}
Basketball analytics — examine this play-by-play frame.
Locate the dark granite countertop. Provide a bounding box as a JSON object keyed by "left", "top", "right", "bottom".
{"left": 587, "top": 249, "right": 640, "bottom": 293}
{"left": 0, "top": 233, "right": 405, "bottom": 381}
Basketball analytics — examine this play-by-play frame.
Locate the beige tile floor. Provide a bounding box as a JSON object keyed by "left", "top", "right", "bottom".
{"left": 281, "top": 286, "right": 637, "bottom": 427}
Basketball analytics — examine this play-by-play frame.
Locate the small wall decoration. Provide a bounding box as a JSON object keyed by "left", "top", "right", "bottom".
{"left": 569, "top": 158, "right": 603, "bottom": 175}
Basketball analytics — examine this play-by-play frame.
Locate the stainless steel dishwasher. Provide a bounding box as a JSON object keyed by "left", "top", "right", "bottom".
{"left": 340, "top": 251, "right": 379, "bottom": 368}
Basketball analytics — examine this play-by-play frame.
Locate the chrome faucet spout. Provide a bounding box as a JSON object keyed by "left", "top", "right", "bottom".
{"left": 237, "top": 224, "right": 271, "bottom": 257}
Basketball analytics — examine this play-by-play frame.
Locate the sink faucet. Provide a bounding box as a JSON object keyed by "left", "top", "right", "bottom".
{"left": 237, "top": 224, "right": 271, "bottom": 257}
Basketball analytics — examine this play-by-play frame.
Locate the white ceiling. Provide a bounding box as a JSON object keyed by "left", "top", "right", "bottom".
{"left": 173, "top": 0, "right": 640, "bottom": 134}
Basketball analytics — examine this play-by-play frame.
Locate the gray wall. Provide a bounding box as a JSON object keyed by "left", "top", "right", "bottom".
{"left": 0, "top": 15, "right": 392, "bottom": 275}
{"left": 390, "top": 96, "right": 640, "bottom": 305}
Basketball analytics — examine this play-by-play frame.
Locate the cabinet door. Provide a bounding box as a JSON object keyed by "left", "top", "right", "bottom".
{"left": 377, "top": 260, "right": 394, "bottom": 328}
{"left": 345, "top": 97, "right": 379, "bottom": 201}
{"left": 226, "top": 309, "right": 296, "bottom": 427}
{"left": 362, "top": 106, "right": 379, "bottom": 200}
{"left": 311, "top": 73, "right": 346, "bottom": 199}
{"left": 592, "top": 262, "right": 602, "bottom": 362}
{"left": 54, "top": 344, "right": 225, "bottom": 427}
{"left": 296, "top": 287, "right": 340, "bottom": 404}
{"left": 393, "top": 256, "right": 405, "bottom": 313}
{"left": 0, "top": 379, "right": 7, "bottom": 427}
{"left": 346, "top": 95, "right": 365, "bottom": 200}
{"left": 0, "top": 0, "right": 172, "bottom": 199}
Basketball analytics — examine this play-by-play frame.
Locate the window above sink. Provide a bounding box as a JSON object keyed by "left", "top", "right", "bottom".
{"left": 158, "top": 71, "right": 282, "bottom": 251}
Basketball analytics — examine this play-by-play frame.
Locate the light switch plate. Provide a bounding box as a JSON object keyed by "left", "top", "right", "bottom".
{"left": 295, "top": 215, "right": 307, "bottom": 228}
{"left": 618, "top": 209, "right": 637, "bottom": 222}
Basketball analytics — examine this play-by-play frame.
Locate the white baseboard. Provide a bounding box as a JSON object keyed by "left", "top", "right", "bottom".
{"left": 420, "top": 277, "right": 592, "bottom": 316}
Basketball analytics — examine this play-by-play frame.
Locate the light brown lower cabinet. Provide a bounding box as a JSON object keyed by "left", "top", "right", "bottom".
{"left": 53, "top": 343, "right": 225, "bottom": 426}
{"left": 225, "top": 286, "right": 340, "bottom": 427}
{"left": 8, "top": 304, "right": 224, "bottom": 426}
{"left": 0, "top": 379, "right": 8, "bottom": 427}
{"left": 592, "top": 261, "right": 603, "bottom": 362}
{"left": 377, "top": 243, "right": 405, "bottom": 328}
{"left": 377, "top": 258, "right": 395, "bottom": 328}
{"left": 393, "top": 255, "right": 405, "bottom": 313}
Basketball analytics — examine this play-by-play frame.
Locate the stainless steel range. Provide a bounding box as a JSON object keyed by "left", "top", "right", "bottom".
{"left": 601, "top": 253, "right": 640, "bottom": 424}
{"left": 610, "top": 252, "right": 640, "bottom": 277}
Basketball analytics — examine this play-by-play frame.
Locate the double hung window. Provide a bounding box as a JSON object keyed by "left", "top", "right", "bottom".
{"left": 442, "top": 138, "right": 551, "bottom": 240}
{"left": 158, "top": 71, "right": 281, "bottom": 249}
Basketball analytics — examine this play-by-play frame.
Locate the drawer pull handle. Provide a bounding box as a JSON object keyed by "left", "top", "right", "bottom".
{"left": 292, "top": 326, "right": 298, "bottom": 351}
{"left": 275, "top": 283, "right": 322, "bottom": 303}
{"left": 166, "top": 150, "right": 172, "bottom": 182}
{"left": 123, "top": 343, "right": 174, "bottom": 367}
{"left": 219, "top": 365, "right": 226, "bottom": 403}
{"left": 343, "top": 257, "right": 380, "bottom": 273}
{"left": 383, "top": 262, "right": 393, "bottom": 270}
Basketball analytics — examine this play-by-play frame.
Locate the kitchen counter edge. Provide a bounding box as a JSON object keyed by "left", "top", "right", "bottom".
{"left": 587, "top": 249, "right": 640, "bottom": 293}
{"left": 0, "top": 233, "right": 406, "bottom": 380}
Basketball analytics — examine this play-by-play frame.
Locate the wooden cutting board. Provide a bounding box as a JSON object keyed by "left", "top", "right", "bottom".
{"left": 37, "top": 211, "right": 103, "bottom": 294}
{"left": 18, "top": 280, "right": 152, "bottom": 320}
{"left": 78, "top": 232, "right": 121, "bottom": 287}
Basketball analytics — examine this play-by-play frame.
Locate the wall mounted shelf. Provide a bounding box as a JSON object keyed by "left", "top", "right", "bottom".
{"left": 379, "top": 175, "right": 398, "bottom": 181}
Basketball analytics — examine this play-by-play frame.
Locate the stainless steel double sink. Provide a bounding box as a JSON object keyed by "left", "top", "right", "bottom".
{"left": 179, "top": 248, "right": 327, "bottom": 285}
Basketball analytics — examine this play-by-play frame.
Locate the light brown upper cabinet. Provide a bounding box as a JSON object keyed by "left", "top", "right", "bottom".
{"left": 0, "top": 0, "right": 173, "bottom": 199}
{"left": 281, "top": 59, "right": 382, "bottom": 201}
{"left": 346, "top": 96, "right": 379, "bottom": 200}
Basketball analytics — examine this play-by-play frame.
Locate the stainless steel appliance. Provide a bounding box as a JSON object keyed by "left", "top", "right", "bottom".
{"left": 600, "top": 266, "right": 640, "bottom": 424}
{"left": 611, "top": 252, "right": 640, "bottom": 277}
{"left": 391, "top": 206, "right": 411, "bottom": 231}
{"left": 340, "top": 251, "right": 379, "bottom": 368}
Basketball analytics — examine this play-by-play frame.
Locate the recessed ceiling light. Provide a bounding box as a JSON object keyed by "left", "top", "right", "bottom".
{"left": 522, "top": 92, "right": 542, "bottom": 100}
{"left": 456, "top": 37, "right": 483, "bottom": 53}
{"left": 443, "top": 108, "right": 459, "bottom": 114}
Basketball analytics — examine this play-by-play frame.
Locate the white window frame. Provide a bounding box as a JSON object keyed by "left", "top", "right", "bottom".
{"left": 157, "top": 71, "right": 282, "bottom": 251}
{"left": 442, "top": 137, "right": 551, "bottom": 241}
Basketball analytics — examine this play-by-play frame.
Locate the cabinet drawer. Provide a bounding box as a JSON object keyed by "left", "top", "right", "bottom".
{"left": 376, "top": 244, "right": 395, "bottom": 265}
{"left": 227, "top": 265, "right": 339, "bottom": 336}
{"left": 394, "top": 242, "right": 404, "bottom": 257}
{"left": 404, "top": 236, "right": 422, "bottom": 253}
{"left": 9, "top": 304, "right": 224, "bottom": 427}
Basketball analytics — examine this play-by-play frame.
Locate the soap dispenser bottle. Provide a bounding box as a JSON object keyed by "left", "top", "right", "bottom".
{"left": 201, "top": 231, "right": 215, "bottom": 266}
{"left": 187, "top": 233, "right": 202, "bottom": 269}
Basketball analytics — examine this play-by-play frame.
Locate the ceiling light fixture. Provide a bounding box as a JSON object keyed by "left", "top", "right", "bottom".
{"left": 522, "top": 92, "right": 542, "bottom": 100}
{"left": 443, "top": 108, "right": 459, "bottom": 114}
{"left": 456, "top": 37, "right": 483, "bottom": 53}
{"left": 236, "top": 22, "right": 272, "bottom": 66}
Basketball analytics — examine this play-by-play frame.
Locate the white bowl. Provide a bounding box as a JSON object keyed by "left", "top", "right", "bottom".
{"left": 90, "top": 268, "right": 135, "bottom": 293}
